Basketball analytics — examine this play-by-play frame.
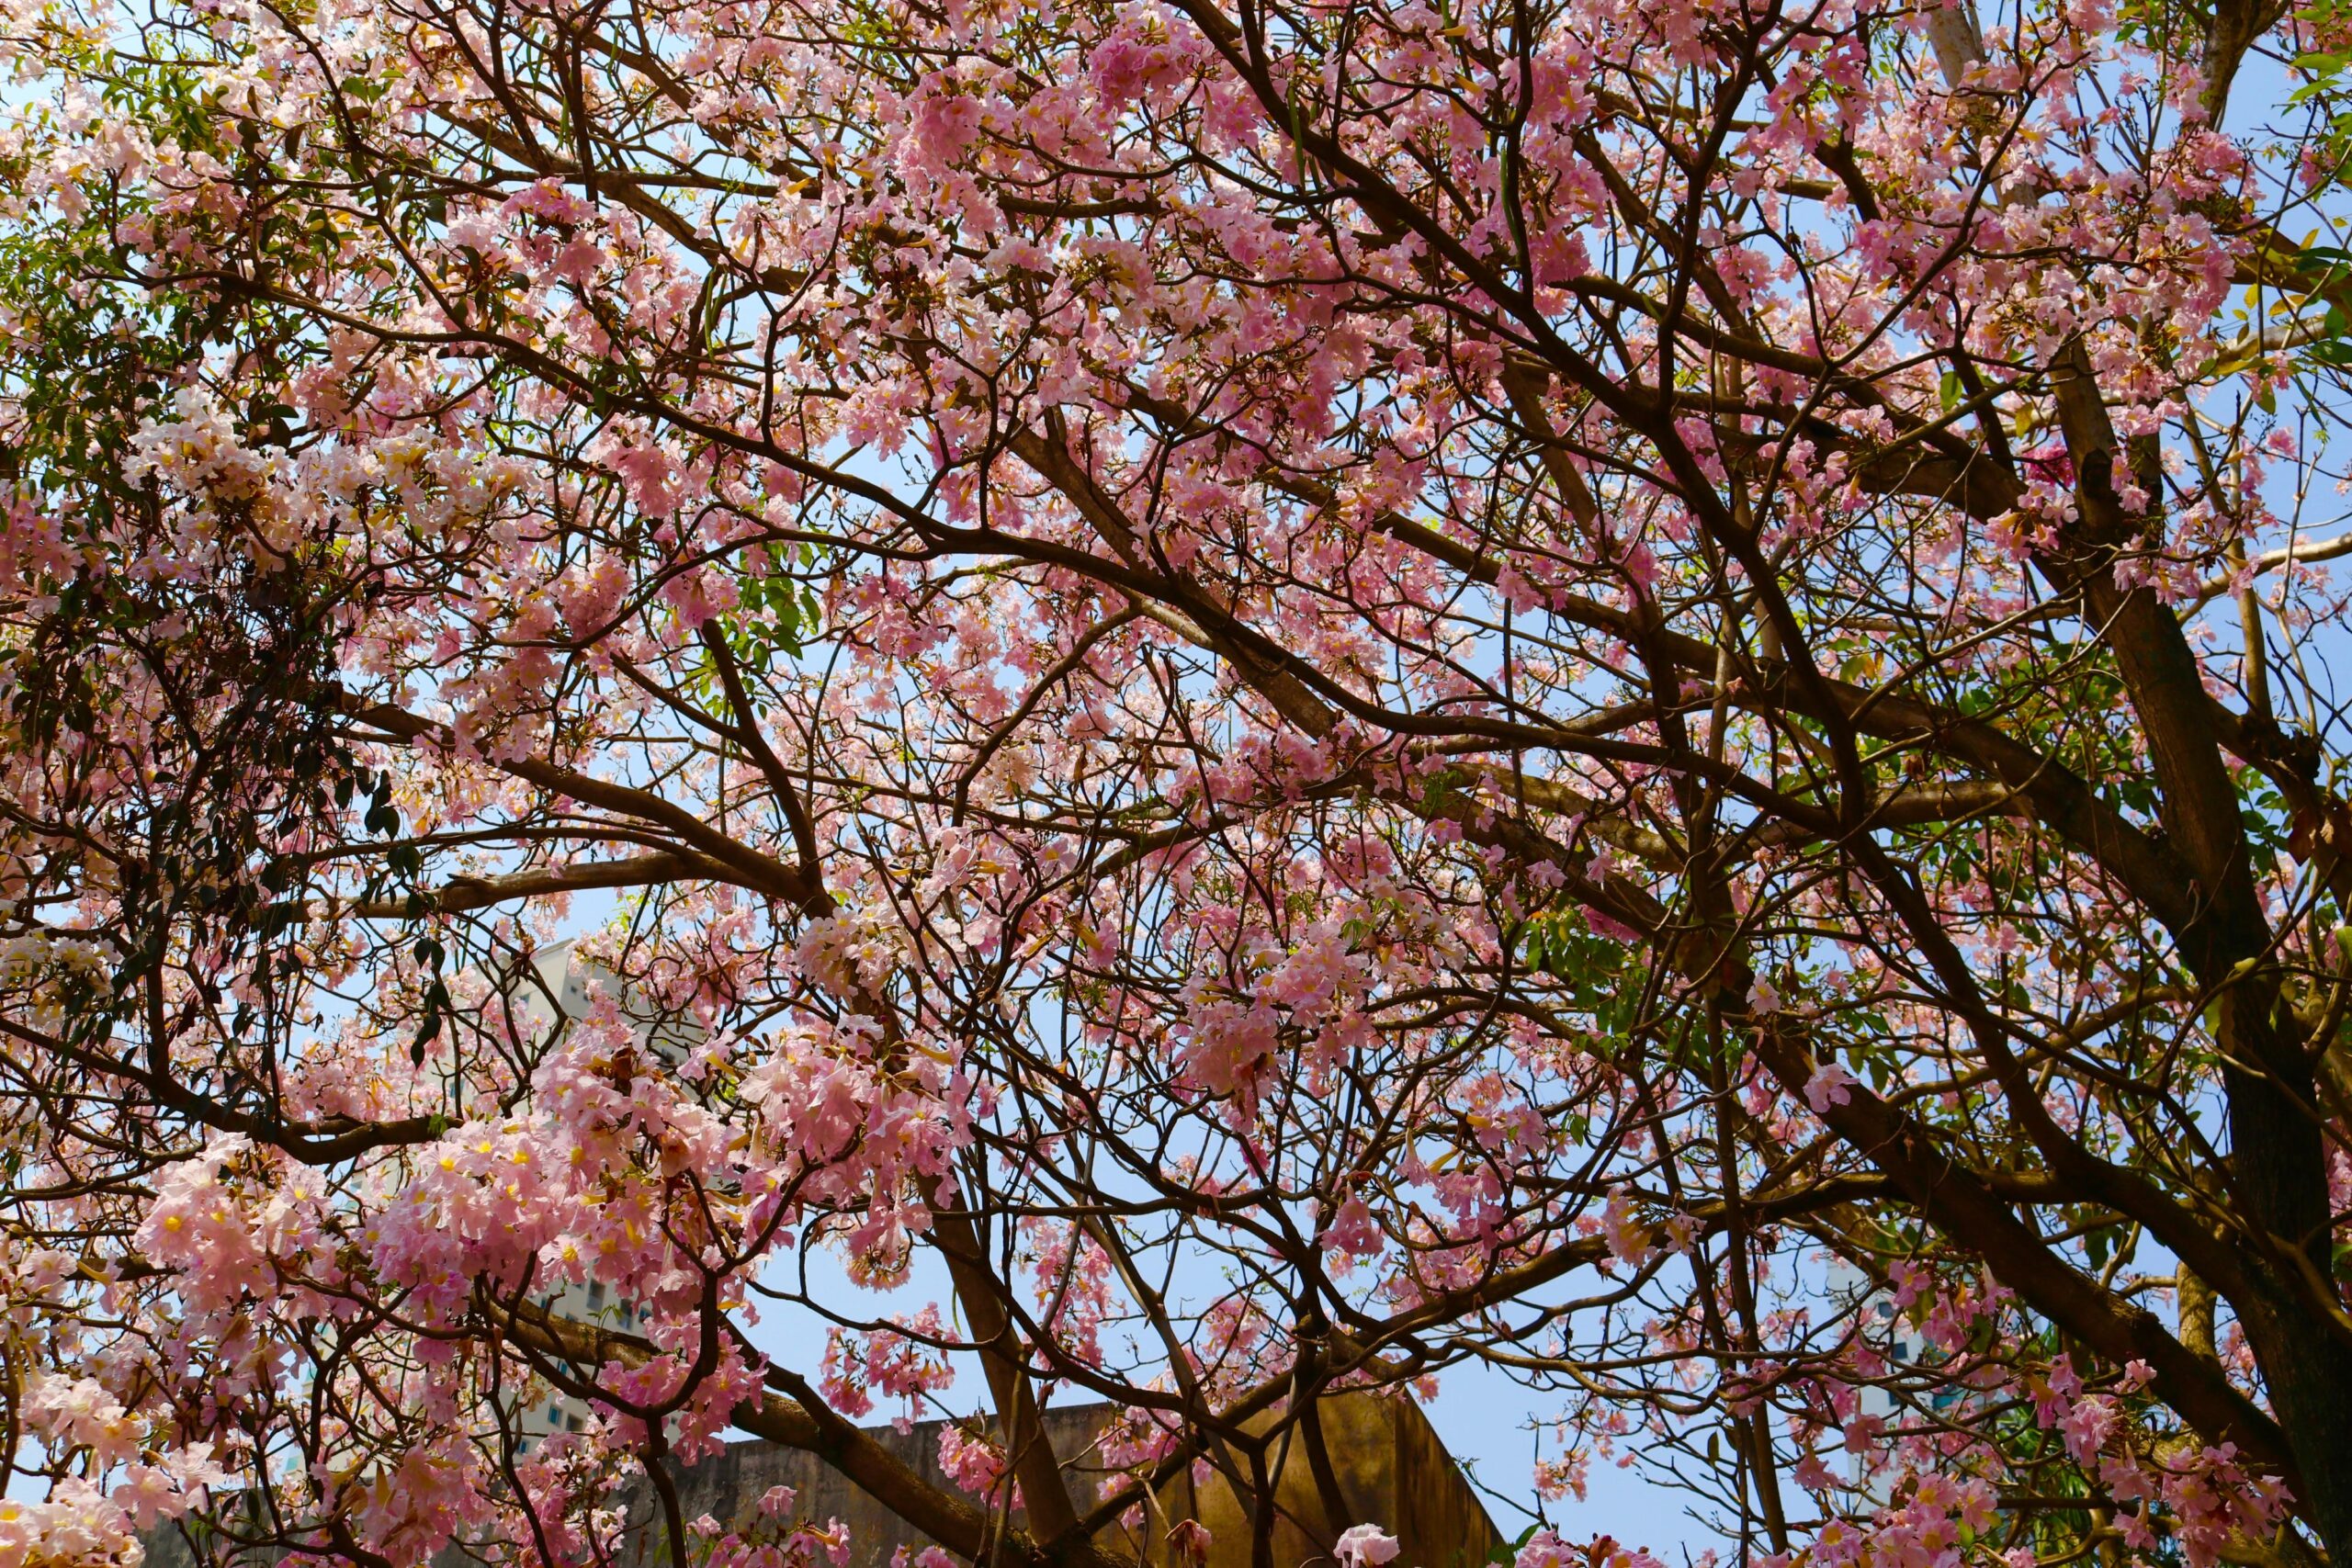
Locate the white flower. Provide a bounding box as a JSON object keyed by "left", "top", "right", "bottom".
{"left": 1336, "top": 1525, "right": 1402, "bottom": 1568}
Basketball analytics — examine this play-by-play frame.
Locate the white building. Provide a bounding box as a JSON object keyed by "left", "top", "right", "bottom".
{"left": 488, "top": 941, "right": 685, "bottom": 1450}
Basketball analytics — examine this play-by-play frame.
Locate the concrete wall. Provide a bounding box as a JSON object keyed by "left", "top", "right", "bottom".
{"left": 1130, "top": 1393, "right": 1507, "bottom": 1568}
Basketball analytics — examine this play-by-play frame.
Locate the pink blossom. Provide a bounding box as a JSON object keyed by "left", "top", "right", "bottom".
{"left": 1805, "top": 1064, "right": 1859, "bottom": 1112}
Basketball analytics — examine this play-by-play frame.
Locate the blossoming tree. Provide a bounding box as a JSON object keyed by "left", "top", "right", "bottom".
{"left": 1, "top": 0, "right": 2350, "bottom": 1563}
